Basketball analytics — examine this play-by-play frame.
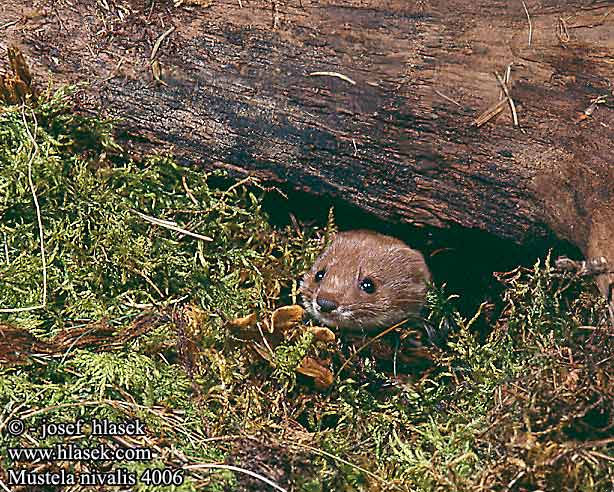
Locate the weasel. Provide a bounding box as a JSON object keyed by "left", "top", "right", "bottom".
{"left": 300, "top": 230, "right": 431, "bottom": 331}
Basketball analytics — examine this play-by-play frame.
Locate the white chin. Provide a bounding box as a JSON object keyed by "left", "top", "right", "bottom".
{"left": 309, "top": 300, "right": 357, "bottom": 329}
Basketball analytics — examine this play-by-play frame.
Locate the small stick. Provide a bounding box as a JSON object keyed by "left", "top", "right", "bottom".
{"left": 131, "top": 209, "right": 213, "bottom": 241}
{"left": 25, "top": 109, "right": 47, "bottom": 308}
{"left": 557, "top": 17, "right": 570, "bottom": 43}
{"left": 520, "top": 0, "right": 533, "bottom": 47}
{"left": 181, "top": 175, "right": 199, "bottom": 206}
{"left": 150, "top": 26, "right": 175, "bottom": 61}
{"left": 495, "top": 71, "right": 519, "bottom": 127}
{"left": 2, "top": 232, "right": 8, "bottom": 264}
{"left": 257, "top": 321, "right": 275, "bottom": 359}
{"left": 308, "top": 71, "right": 356, "bottom": 85}
{"left": 434, "top": 89, "right": 463, "bottom": 107}
{"left": 0, "top": 19, "right": 20, "bottom": 30}
{"left": 575, "top": 94, "right": 607, "bottom": 123}
{"left": 222, "top": 176, "right": 256, "bottom": 197}
{"left": 473, "top": 98, "right": 508, "bottom": 127}
{"left": 184, "top": 464, "right": 287, "bottom": 492}
{"left": 0, "top": 109, "right": 47, "bottom": 313}
{"left": 288, "top": 442, "right": 398, "bottom": 490}
{"left": 499, "top": 63, "right": 512, "bottom": 100}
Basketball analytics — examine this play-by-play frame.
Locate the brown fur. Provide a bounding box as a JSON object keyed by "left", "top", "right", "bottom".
{"left": 300, "top": 230, "right": 431, "bottom": 331}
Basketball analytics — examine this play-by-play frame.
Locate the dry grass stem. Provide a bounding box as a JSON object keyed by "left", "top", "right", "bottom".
{"left": 520, "top": 0, "right": 533, "bottom": 47}
{"left": 495, "top": 70, "right": 519, "bottom": 126}
{"left": 0, "top": 109, "right": 47, "bottom": 313}
{"left": 473, "top": 98, "right": 508, "bottom": 127}
{"left": 288, "top": 442, "right": 399, "bottom": 490}
{"left": 333, "top": 318, "right": 408, "bottom": 380}
{"left": 434, "top": 89, "right": 463, "bottom": 107}
{"left": 131, "top": 208, "right": 214, "bottom": 241}
{"left": 150, "top": 26, "right": 176, "bottom": 60}
{"left": 184, "top": 464, "right": 287, "bottom": 492}
{"left": 308, "top": 71, "right": 356, "bottom": 85}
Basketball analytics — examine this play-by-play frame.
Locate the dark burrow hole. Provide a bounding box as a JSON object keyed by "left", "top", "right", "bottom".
{"left": 204, "top": 173, "right": 583, "bottom": 333}
{"left": 257, "top": 183, "right": 583, "bottom": 335}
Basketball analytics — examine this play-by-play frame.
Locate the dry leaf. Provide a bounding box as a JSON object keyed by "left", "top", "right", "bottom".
{"left": 0, "top": 46, "right": 36, "bottom": 104}
{"left": 297, "top": 356, "right": 334, "bottom": 389}
{"left": 227, "top": 313, "right": 258, "bottom": 330}
{"left": 306, "top": 326, "right": 336, "bottom": 343}
{"left": 271, "top": 304, "right": 304, "bottom": 333}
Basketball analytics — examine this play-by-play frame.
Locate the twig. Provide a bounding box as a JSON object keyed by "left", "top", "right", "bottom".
{"left": 588, "top": 450, "right": 614, "bottom": 464}
{"left": 473, "top": 98, "right": 508, "bottom": 127}
{"left": 181, "top": 175, "right": 200, "bottom": 206}
{"left": 257, "top": 321, "right": 276, "bottom": 359}
{"left": 222, "top": 176, "right": 257, "bottom": 197}
{"left": 333, "top": 318, "right": 408, "bottom": 380}
{"left": 557, "top": 17, "right": 570, "bottom": 43}
{"left": 133, "top": 267, "right": 165, "bottom": 299}
{"left": 150, "top": 26, "right": 176, "bottom": 61}
{"left": 0, "top": 19, "right": 20, "bottom": 30}
{"left": 500, "top": 64, "right": 512, "bottom": 100}
{"left": 308, "top": 71, "right": 356, "bottom": 85}
{"left": 495, "top": 71, "right": 519, "bottom": 126}
{"left": 520, "top": 0, "right": 533, "bottom": 47}
{"left": 0, "top": 109, "right": 47, "bottom": 313}
{"left": 288, "top": 442, "right": 401, "bottom": 490}
{"left": 130, "top": 209, "right": 213, "bottom": 241}
{"left": 434, "top": 89, "right": 463, "bottom": 107}
{"left": 506, "top": 470, "right": 526, "bottom": 490}
{"left": 184, "top": 464, "right": 287, "bottom": 492}
{"left": 574, "top": 94, "right": 608, "bottom": 124}
{"left": 475, "top": 64, "right": 519, "bottom": 127}
{"left": 25, "top": 109, "right": 47, "bottom": 307}
{"left": 555, "top": 255, "right": 609, "bottom": 276}
{"left": 149, "top": 26, "right": 175, "bottom": 86}
{"left": 2, "top": 232, "right": 8, "bottom": 264}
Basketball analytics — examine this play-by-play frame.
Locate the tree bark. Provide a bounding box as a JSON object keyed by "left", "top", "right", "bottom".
{"left": 1, "top": 0, "right": 613, "bottom": 299}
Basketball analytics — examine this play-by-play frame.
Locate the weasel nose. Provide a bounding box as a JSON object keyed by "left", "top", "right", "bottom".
{"left": 316, "top": 297, "right": 338, "bottom": 313}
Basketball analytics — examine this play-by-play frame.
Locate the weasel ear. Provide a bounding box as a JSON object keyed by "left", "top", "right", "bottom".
{"left": 397, "top": 246, "right": 431, "bottom": 282}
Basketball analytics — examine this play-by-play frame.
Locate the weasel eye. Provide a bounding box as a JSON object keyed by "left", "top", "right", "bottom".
{"left": 359, "top": 277, "right": 376, "bottom": 294}
{"left": 315, "top": 269, "right": 326, "bottom": 282}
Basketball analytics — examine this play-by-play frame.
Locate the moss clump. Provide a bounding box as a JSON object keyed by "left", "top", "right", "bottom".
{"left": 0, "top": 88, "right": 321, "bottom": 334}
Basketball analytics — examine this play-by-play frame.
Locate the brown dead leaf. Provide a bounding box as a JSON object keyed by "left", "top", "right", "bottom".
{"left": 297, "top": 356, "right": 334, "bottom": 389}
{"left": 183, "top": 304, "right": 208, "bottom": 339}
{"left": 0, "top": 46, "right": 36, "bottom": 105}
{"left": 227, "top": 313, "right": 258, "bottom": 331}
{"left": 227, "top": 306, "right": 338, "bottom": 389}
{"left": 563, "top": 368, "right": 581, "bottom": 391}
{"left": 306, "top": 326, "right": 336, "bottom": 343}
{"left": 271, "top": 304, "right": 304, "bottom": 334}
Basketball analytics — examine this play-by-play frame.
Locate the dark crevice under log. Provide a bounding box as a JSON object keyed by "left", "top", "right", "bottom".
{"left": 1, "top": 0, "right": 613, "bottom": 305}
